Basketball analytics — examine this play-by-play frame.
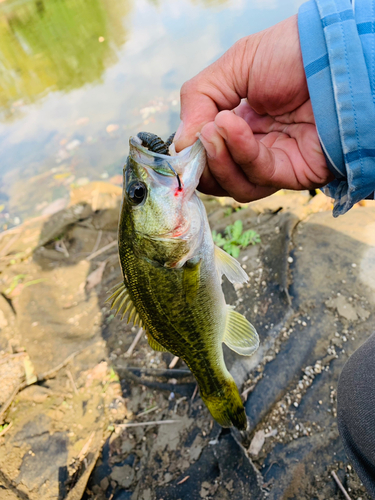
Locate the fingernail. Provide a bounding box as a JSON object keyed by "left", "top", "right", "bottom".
{"left": 215, "top": 124, "right": 227, "bottom": 141}
{"left": 174, "top": 121, "right": 184, "bottom": 142}
{"left": 199, "top": 133, "right": 217, "bottom": 159}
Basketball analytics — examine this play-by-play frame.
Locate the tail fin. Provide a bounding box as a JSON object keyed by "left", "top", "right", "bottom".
{"left": 200, "top": 377, "right": 248, "bottom": 431}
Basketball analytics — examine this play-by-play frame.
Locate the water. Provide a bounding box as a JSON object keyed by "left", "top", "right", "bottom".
{"left": 0, "top": 0, "right": 303, "bottom": 229}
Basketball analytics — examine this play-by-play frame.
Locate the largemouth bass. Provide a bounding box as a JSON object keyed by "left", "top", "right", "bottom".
{"left": 109, "top": 132, "right": 259, "bottom": 430}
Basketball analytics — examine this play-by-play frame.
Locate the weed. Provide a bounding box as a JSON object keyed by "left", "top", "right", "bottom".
{"left": 212, "top": 219, "right": 260, "bottom": 258}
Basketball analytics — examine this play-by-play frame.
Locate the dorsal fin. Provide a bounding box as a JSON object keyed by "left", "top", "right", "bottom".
{"left": 214, "top": 245, "right": 248, "bottom": 284}
{"left": 147, "top": 334, "right": 168, "bottom": 352}
{"left": 223, "top": 306, "right": 259, "bottom": 356}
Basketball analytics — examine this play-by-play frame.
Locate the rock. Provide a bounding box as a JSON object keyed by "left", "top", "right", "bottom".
{"left": 188, "top": 435, "right": 204, "bottom": 461}
{"left": 200, "top": 481, "right": 211, "bottom": 498}
{"left": 18, "top": 385, "right": 51, "bottom": 404}
{"left": 100, "top": 477, "right": 109, "bottom": 491}
{"left": 16, "top": 431, "right": 68, "bottom": 490}
{"left": 111, "top": 464, "right": 135, "bottom": 488}
{"left": 142, "top": 489, "right": 152, "bottom": 500}
{"left": 69, "top": 181, "right": 121, "bottom": 211}
{"left": 163, "top": 472, "right": 173, "bottom": 483}
{"left": 249, "top": 430, "right": 265, "bottom": 456}
{"left": 325, "top": 296, "right": 358, "bottom": 321}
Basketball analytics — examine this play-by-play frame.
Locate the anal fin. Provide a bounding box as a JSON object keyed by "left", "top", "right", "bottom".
{"left": 223, "top": 306, "right": 259, "bottom": 356}
{"left": 147, "top": 334, "right": 168, "bottom": 352}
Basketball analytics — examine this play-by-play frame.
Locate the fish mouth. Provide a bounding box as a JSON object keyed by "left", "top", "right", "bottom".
{"left": 129, "top": 136, "right": 203, "bottom": 171}
{"left": 131, "top": 136, "right": 182, "bottom": 189}
{"left": 136, "top": 219, "right": 191, "bottom": 241}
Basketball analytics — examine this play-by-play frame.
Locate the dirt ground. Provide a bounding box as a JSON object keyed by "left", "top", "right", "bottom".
{"left": 0, "top": 182, "right": 374, "bottom": 500}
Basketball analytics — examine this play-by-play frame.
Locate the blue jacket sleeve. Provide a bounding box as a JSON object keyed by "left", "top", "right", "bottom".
{"left": 298, "top": 0, "right": 375, "bottom": 217}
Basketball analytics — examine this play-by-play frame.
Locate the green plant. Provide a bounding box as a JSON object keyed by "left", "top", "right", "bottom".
{"left": 212, "top": 220, "right": 260, "bottom": 258}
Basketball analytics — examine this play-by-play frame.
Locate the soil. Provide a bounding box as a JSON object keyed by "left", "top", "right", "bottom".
{"left": 0, "top": 183, "right": 374, "bottom": 500}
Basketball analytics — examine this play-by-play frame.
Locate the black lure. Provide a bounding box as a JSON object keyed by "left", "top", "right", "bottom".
{"left": 136, "top": 131, "right": 181, "bottom": 189}
{"left": 137, "top": 132, "right": 176, "bottom": 155}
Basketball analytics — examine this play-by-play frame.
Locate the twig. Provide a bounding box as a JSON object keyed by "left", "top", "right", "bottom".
{"left": 0, "top": 345, "right": 96, "bottom": 424}
{"left": 241, "top": 384, "right": 255, "bottom": 401}
{"left": 66, "top": 369, "right": 79, "bottom": 395}
{"left": 77, "top": 431, "right": 95, "bottom": 461}
{"left": 191, "top": 384, "right": 198, "bottom": 402}
{"left": 0, "top": 233, "right": 21, "bottom": 259}
{"left": 36, "top": 349, "right": 81, "bottom": 381}
{"left": 116, "top": 419, "right": 178, "bottom": 429}
{"left": 123, "top": 367, "right": 191, "bottom": 378}
{"left": 91, "top": 230, "right": 102, "bottom": 255}
{"left": 331, "top": 471, "right": 352, "bottom": 500}
{"left": 137, "top": 405, "right": 158, "bottom": 417}
{"left": 0, "top": 352, "right": 27, "bottom": 366}
{"left": 0, "top": 421, "right": 13, "bottom": 437}
{"left": 169, "top": 356, "right": 179, "bottom": 369}
{"left": 124, "top": 327, "right": 143, "bottom": 357}
{"left": 55, "top": 239, "right": 69, "bottom": 257}
{"left": 0, "top": 226, "right": 22, "bottom": 243}
{"left": 87, "top": 240, "right": 117, "bottom": 261}
{"left": 177, "top": 476, "right": 190, "bottom": 485}
{"left": 0, "top": 384, "right": 21, "bottom": 423}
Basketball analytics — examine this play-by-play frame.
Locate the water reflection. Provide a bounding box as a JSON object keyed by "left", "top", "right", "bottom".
{"left": 0, "top": 0, "right": 131, "bottom": 120}
{"left": 0, "top": 0, "right": 301, "bottom": 230}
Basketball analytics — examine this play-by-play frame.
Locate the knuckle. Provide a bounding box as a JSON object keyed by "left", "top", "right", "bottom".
{"left": 233, "top": 193, "right": 251, "bottom": 204}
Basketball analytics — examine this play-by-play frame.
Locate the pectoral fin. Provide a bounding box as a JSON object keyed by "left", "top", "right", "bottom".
{"left": 183, "top": 258, "right": 201, "bottom": 304}
{"left": 147, "top": 334, "right": 168, "bottom": 352}
{"left": 214, "top": 245, "right": 248, "bottom": 284}
{"left": 223, "top": 306, "right": 259, "bottom": 356}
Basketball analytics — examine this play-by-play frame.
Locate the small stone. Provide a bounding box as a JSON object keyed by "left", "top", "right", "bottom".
{"left": 287, "top": 257, "right": 294, "bottom": 263}
{"left": 111, "top": 464, "right": 135, "bottom": 488}
{"left": 164, "top": 472, "right": 173, "bottom": 483}
{"left": 100, "top": 477, "right": 109, "bottom": 491}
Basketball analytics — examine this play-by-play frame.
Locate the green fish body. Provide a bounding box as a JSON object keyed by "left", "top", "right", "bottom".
{"left": 111, "top": 135, "right": 259, "bottom": 430}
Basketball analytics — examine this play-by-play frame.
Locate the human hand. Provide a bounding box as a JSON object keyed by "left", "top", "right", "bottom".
{"left": 174, "top": 15, "right": 333, "bottom": 202}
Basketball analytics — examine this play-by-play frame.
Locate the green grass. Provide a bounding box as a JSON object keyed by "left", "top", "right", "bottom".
{"left": 212, "top": 219, "right": 260, "bottom": 258}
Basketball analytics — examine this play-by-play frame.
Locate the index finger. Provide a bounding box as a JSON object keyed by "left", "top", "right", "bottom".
{"left": 174, "top": 41, "right": 250, "bottom": 151}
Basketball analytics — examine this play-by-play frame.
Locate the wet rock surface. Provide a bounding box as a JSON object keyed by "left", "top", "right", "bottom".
{"left": 0, "top": 184, "right": 374, "bottom": 499}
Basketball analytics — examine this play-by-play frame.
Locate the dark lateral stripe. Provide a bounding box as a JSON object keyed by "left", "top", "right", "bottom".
{"left": 322, "top": 9, "right": 354, "bottom": 28}
{"left": 345, "top": 149, "right": 375, "bottom": 163}
{"left": 357, "top": 22, "right": 375, "bottom": 35}
{"left": 305, "top": 54, "right": 329, "bottom": 79}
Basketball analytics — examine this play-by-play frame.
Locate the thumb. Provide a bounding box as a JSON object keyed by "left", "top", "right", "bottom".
{"left": 173, "top": 43, "right": 249, "bottom": 151}
{"left": 173, "top": 83, "right": 219, "bottom": 152}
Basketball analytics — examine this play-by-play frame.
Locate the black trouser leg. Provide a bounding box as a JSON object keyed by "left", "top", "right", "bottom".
{"left": 337, "top": 332, "right": 375, "bottom": 499}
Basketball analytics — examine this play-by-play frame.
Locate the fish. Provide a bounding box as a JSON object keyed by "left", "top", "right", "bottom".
{"left": 108, "top": 132, "right": 259, "bottom": 430}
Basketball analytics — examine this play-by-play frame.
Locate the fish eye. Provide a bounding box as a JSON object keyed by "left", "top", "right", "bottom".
{"left": 127, "top": 181, "right": 147, "bottom": 205}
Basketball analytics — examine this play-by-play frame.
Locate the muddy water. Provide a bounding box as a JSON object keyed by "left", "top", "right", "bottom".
{"left": 0, "top": 0, "right": 303, "bottom": 229}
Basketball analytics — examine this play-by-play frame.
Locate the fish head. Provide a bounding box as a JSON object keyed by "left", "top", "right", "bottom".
{"left": 119, "top": 136, "right": 207, "bottom": 267}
